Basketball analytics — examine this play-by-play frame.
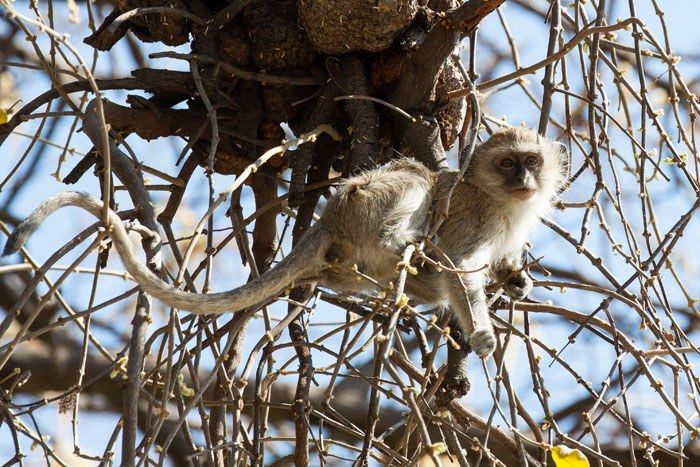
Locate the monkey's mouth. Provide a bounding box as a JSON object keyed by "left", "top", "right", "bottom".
{"left": 511, "top": 188, "right": 536, "bottom": 199}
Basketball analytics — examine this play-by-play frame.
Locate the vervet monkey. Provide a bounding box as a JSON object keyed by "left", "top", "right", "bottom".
{"left": 3, "top": 127, "right": 568, "bottom": 358}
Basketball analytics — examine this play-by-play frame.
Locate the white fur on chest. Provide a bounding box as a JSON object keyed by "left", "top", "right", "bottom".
{"left": 489, "top": 202, "right": 544, "bottom": 263}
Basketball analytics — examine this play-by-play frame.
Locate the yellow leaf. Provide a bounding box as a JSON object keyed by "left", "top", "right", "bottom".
{"left": 0, "top": 109, "right": 7, "bottom": 124}
{"left": 552, "top": 445, "right": 590, "bottom": 467}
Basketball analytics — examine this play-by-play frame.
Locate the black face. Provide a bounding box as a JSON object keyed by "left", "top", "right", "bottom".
{"left": 495, "top": 152, "right": 543, "bottom": 199}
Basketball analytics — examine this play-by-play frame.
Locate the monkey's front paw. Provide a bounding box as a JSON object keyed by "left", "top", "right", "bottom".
{"left": 503, "top": 270, "right": 533, "bottom": 301}
{"left": 469, "top": 327, "right": 496, "bottom": 358}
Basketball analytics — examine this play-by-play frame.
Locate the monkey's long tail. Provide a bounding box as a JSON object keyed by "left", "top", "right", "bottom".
{"left": 3, "top": 191, "right": 331, "bottom": 314}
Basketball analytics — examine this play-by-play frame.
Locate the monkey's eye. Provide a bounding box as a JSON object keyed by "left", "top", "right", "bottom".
{"left": 524, "top": 156, "right": 541, "bottom": 166}
{"left": 499, "top": 158, "right": 515, "bottom": 168}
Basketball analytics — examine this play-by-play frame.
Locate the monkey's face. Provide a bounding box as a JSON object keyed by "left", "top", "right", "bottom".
{"left": 470, "top": 127, "right": 569, "bottom": 203}
{"left": 494, "top": 151, "right": 543, "bottom": 200}
{"left": 468, "top": 127, "right": 568, "bottom": 203}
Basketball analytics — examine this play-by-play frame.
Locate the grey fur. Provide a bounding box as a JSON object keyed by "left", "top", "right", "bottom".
{"left": 3, "top": 127, "right": 567, "bottom": 358}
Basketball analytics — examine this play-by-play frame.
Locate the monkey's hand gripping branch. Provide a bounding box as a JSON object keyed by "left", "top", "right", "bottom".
{"left": 502, "top": 269, "right": 533, "bottom": 301}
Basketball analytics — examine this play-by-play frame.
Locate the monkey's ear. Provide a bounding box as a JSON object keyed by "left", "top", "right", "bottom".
{"left": 555, "top": 141, "right": 571, "bottom": 180}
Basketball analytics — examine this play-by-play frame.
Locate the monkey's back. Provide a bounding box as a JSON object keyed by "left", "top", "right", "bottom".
{"left": 317, "top": 159, "right": 436, "bottom": 287}
{"left": 322, "top": 159, "right": 435, "bottom": 247}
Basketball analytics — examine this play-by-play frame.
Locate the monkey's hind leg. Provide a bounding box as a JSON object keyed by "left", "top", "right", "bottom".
{"left": 435, "top": 313, "right": 472, "bottom": 403}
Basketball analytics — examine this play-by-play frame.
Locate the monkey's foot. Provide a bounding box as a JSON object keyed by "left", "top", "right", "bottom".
{"left": 469, "top": 327, "right": 496, "bottom": 358}
{"left": 437, "top": 374, "right": 471, "bottom": 404}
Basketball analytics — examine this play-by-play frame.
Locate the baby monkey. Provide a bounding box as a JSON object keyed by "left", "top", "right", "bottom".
{"left": 4, "top": 127, "right": 568, "bottom": 358}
